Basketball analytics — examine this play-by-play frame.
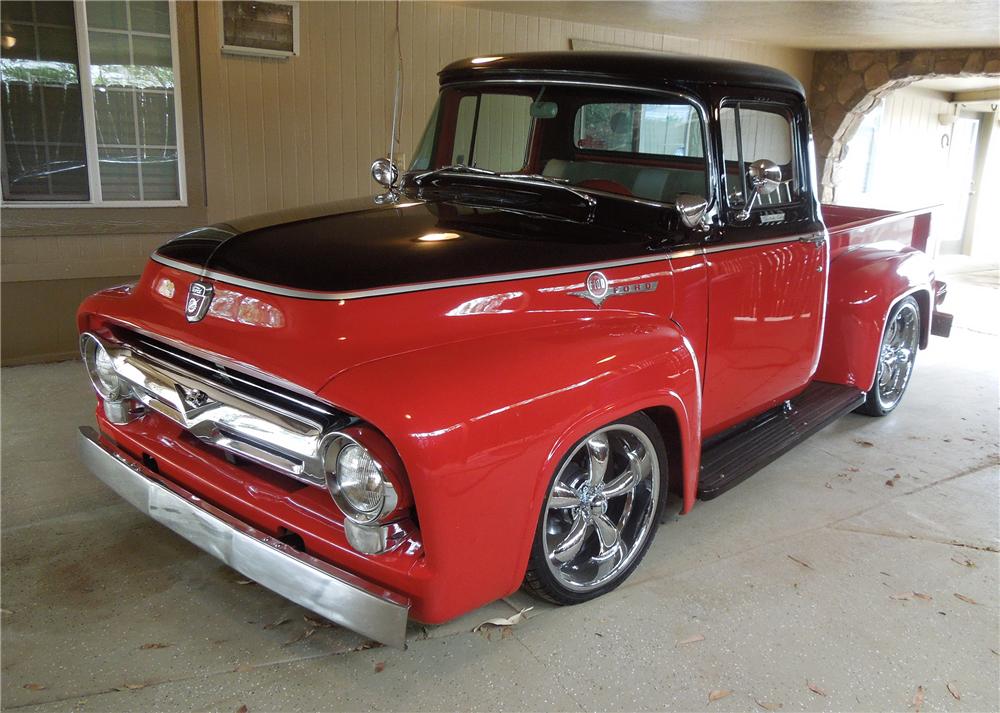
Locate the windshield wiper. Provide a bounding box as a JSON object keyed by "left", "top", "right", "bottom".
{"left": 410, "top": 164, "right": 498, "bottom": 182}
{"left": 410, "top": 165, "right": 596, "bottom": 208}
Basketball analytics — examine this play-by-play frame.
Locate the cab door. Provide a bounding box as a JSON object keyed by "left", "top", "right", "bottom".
{"left": 700, "top": 95, "right": 827, "bottom": 437}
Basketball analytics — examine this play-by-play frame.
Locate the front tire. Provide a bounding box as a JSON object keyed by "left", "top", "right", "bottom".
{"left": 856, "top": 296, "right": 920, "bottom": 417}
{"left": 523, "top": 412, "right": 667, "bottom": 605}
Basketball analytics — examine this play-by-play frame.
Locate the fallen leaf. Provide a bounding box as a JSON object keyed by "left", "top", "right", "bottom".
{"left": 787, "top": 555, "right": 813, "bottom": 570}
{"left": 676, "top": 634, "right": 705, "bottom": 646}
{"left": 303, "top": 615, "right": 335, "bottom": 628}
{"left": 953, "top": 593, "right": 979, "bottom": 605}
{"left": 234, "top": 579, "right": 254, "bottom": 585}
{"left": 913, "top": 592, "right": 932, "bottom": 601}
{"left": 946, "top": 682, "right": 960, "bottom": 700}
{"left": 855, "top": 439, "right": 874, "bottom": 447}
{"left": 374, "top": 661, "right": 385, "bottom": 673}
{"left": 236, "top": 706, "right": 248, "bottom": 713}
{"left": 281, "top": 627, "right": 317, "bottom": 646}
{"left": 911, "top": 685, "right": 925, "bottom": 711}
{"left": 849, "top": 467, "right": 860, "bottom": 472}
{"left": 807, "top": 682, "right": 827, "bottom": 697}
{"left": 951, "top": 556, "right": 976, "bottom": 568}
{"left": 23, "top": 683, "right": 46, "bottom": 691}
{"left": 755, "top": 700, "right": 782, "bottom": 711}
{"left": 708, "top": 690, "right": 732, "bottom": 703}
{"left": 139, "top": 642, "right": 171, "bottom": 650}
{"left": 263, "top": 617, "right": 290, "bottom": 630}
{"left": 885, "top": 479, "right": 895, "bottom": 487}
{"left": 473, "top": 607, "right": 533, "bottom": 632}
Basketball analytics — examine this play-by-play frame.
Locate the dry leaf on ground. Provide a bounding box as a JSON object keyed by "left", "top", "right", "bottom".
{"left": 911, "top": 685, "right": 925, "bottom": 711}
{"left": 708, "top": 690, "right": 732, "bottom": 703}
{"left": 281, "top": 627, "right": 317, "bottom": 646}
{"left": 374, "top": 661, "right": 385, "bottom": 673}
{"left": 139, "top": 642, "right": 171, "bottom": 650}
{"left": 946, "top": 682, "right": 961, "bottom": 700}
{"left": 236, "top": 706, "right": 248, "bottom": 713}
{"left": 855, "top": 439, "right": 874, "bottom": 447}
{"left": 473, "top": 607, "right": 533, "bottom": 632}
{"left": 913, "top": 592, "right": 932, "bottom": 601}
{"left": 263, "top": 617, "right": 290, "bottom": 630}
{"left": 953, "top": 593, "right": 979, "bottom": 605}
{"left": 885, "top": 479, "right": 895, "bottom": 487}
{"left": 303, "top": 615, "right": 336, "bottom": 629}
{"left": 787, "top": 555, "right": 813, "bottom": 569}
{"left": 755, "top": 700, "right": 782, "bottom": 711}
{"left": 676, "top": 634, "right": 705, "bottom": 646}
{"left": 23, "top": 683, "right": 46, "bottom": 691}
{"left": 807, "top": 683, "right": 827, "bottom": 696}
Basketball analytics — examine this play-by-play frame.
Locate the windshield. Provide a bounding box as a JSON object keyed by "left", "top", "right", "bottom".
{"left": 409, "top": 84, "right": 707, "bottom": 205}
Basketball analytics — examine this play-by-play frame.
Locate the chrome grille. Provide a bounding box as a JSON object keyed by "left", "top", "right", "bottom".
{"left": 105, "top": 330, "right": 351, "bottom": 486}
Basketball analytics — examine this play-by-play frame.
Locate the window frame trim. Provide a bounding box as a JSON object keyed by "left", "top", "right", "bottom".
{"left": 2, "top": 0, "right": 187, "bottom": 209}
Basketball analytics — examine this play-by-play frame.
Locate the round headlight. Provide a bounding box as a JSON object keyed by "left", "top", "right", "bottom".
{"left": 80, "top": 333, "right": 123, "bottom": 400}
{"left": 331, "top": 442, "right": 385, "bottom": 522}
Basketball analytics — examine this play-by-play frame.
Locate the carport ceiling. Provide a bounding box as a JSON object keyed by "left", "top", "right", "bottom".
{"left": 455, "top": 1, "right": 1000, "bottom": 49}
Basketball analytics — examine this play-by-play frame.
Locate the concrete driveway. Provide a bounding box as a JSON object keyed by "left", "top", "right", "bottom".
{"left": 2, "top": 266, "right": 997, "bottom": 712}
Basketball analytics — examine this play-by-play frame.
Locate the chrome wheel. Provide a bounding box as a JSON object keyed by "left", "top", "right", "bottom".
{"left": 876, "top": 300, "right": 919, "bottom": 411}
{"left": 542, "top": 424, "right": 660, "bottom": 592}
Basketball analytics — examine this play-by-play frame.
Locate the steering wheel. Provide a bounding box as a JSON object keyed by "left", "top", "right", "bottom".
{"left": 577, "top": 179, "right": 632, "bottom": 197}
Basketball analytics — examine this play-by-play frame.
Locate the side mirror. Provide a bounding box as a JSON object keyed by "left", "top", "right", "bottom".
{"left": 675, "top": 193, "right": 709, "bottom": 231}
{"left": 736, "top": 159, "right": 781, "bottom": 221}
{"left": 371, "top": 157, "right": 399, "bottom": 189}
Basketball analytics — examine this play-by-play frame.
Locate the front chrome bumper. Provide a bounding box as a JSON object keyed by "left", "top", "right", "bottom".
{"left": 77, "top": 426, "right": 410, "bottom": 648}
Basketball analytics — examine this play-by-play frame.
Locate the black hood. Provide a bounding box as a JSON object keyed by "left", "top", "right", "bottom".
{"left": 155, "top": 188, "right": 676, "bottom": 294}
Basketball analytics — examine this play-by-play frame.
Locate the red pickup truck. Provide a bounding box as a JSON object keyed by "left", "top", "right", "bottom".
{"left": 77, "top": 52, "right": 951, "bottom": 648}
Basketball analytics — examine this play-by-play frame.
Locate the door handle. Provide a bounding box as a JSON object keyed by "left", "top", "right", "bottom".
{"left": 800, "top": 232, "right": 826, "bottom": 245}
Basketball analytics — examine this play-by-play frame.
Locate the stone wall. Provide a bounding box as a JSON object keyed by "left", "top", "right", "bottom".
{"left": 809, "top": 48, "right": 1000, "bottom": 202}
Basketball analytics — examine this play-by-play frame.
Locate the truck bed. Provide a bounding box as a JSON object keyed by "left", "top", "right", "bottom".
{"left": 821, "top": 204, "right": 934, "bottom": 255}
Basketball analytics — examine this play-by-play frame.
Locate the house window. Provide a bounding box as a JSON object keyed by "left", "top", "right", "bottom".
{"left": 0, "top": 0, "right": 185, "bottom": 206}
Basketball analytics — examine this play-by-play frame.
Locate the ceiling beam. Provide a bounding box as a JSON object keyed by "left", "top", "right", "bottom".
{"left": 953, "top": 88, "right": 1000, "bottom": 103}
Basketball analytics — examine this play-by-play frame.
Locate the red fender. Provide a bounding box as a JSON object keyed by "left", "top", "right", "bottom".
{"left": 815, "top": 245, "right": 933, "bottom": 391}
{"left": 319, "top": 315, "right": 701, "bottom": 623}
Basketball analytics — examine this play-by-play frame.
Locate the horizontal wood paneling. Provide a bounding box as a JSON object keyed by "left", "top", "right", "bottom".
{"left": 197, "top": 0, "right": 814, "bottom": 223}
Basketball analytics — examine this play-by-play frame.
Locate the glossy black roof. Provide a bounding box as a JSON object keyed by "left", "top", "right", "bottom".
{"left": 440, "top": 51, "right": 804, "bottom": 97}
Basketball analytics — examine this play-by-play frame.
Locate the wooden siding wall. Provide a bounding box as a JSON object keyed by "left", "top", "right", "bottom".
{"left": 196, "top": 0, "right": 814, "bottom": 223}
{"left": 833, "top": 86, "right": 953, "bottom": 248}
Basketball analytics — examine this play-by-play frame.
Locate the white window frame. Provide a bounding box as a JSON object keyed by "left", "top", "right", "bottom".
{"left": 3, "top": 0, "right": 187, "bottom": 208}
{"left": 219, "top": 0, "right": 299, "bottom": 59}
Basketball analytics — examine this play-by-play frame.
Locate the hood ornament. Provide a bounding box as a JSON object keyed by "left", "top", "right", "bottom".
{"left": 569, "top": 271, "right": 658, "bottom": 308}
{"left": 185, "top": 281, "right": 214, "bottom": 322}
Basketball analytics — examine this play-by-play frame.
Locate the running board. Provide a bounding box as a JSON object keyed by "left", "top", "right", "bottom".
{"left": 697, "top": 381, "right": 866, "bottom": 500}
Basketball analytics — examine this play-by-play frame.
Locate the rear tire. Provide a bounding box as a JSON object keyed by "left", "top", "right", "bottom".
{"left": 523, "top": 412, "right": 667, "bottom": 605}
{"left": 856, "top": 296, "right": 920, "bottom": 417}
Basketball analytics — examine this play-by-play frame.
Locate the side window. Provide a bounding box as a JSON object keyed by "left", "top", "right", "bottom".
{"left": 720, "top": 103, "right": 800, "bottom": 207}
{"left": 450, "top": 93, "right": 532, "bottom": 172}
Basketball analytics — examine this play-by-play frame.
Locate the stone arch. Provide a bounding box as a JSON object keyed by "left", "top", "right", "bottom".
{"left": 810, "top": 48, "right": 1000, "bottom": 203}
